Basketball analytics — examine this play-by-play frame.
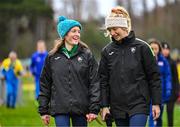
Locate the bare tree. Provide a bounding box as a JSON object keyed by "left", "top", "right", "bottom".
{"left": 142, "top": 0, "right": 149, "bottom": 33}
{"left": 153, "top": 0, "right": 159, "bottom": 24}
{"left": 116, "top": 0, "right": 124, "bottom": 5}
{"left": 174, "top": 0, "right": 179, "bottom": 4}
{"left": 34, "top": 17, "right": 47, "bottom": 41}
{"left": 142, "top": 0, "right": 148, "bottom": 15}
{"left": 56, "top": 0, "right": 100, "bottom": 21}
{"left": 165, "top": 0, "right": 172, "bottom": 6}
{"left": 153, "top": 0, "right": 158, "bottom": 9}
{"left": 61, "top": 0, "right": 69, "bottom": 17}
{"left": 71, "top": 0, "right": 83, "bottom": 20}
{"left": 127, "top": 0, "right": 133, "bottom": 17}
{"left": 85, "top": 0, "right": 98, "bottom": 20}
{"left": 9, "top": 18, "right": 18, "bottom": 50}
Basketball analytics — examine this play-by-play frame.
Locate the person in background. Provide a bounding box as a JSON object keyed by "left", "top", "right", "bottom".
{"left": 30, "top": 40, "right": 48, "bottom": 99}
{"left": 149, "top": 39, "right": 172, "bottom": 127}
{"left": 38, "top": 16, "right": 100, "bottom": 127}
{"left": 0, "top": 51, "right": 24, "bottom": 108}
{"left": 99, "top": 6, "right": 161, "bottom": 127}
{"left": 177, "top": 59, "right": 180, "bottom": 82}
{"left": 177, "top": 59, "right": 180, "bottom": 103}
{"left": 161, "top": 42, "right": 179, "bottom": 127}
{"left": 0, "top": 68, "right": 5, "bottom": 105}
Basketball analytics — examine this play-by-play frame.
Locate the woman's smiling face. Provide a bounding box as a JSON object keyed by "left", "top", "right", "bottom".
{"left": 64, "top": 26, "right": 81, "bottom": 45}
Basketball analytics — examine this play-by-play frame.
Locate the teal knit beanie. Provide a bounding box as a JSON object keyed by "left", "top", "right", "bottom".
{"left": 57, "top": 16, "right": 82, "bottom": 39}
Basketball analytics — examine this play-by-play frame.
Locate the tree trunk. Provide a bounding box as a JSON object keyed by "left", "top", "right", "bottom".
{"left": 71, "top": 0, "right": 82, "bottom": 20}
{"left": 34, "top": 17, "right": 47, "bottom": 42}
{"left": 142, "top": 0, "right": 149, "bottom": 34}
{"left": 86, "top": 0, "right": 98, "bottom": 20}
{"left": 127, "top": 0, "right": 132, "bottom": 16}
{"left": 116, "top": 0, "right": 124, "bottom": 5}
{"left": 153, "top": 0, "right": 159, "bottom": 24}
{"left": 9, "top": 18, "right": 18, "bottom": 50}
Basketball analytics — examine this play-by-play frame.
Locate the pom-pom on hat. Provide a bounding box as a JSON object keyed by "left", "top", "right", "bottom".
{"left": 57, "top": 16, "right": 82, "bottom": 39}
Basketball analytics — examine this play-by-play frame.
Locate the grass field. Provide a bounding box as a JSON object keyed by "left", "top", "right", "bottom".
{"left": 0, "top": 76, "right": 180, "bottom": 127}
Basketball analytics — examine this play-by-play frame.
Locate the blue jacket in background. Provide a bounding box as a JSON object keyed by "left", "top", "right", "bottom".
{"left": 30, "top": 51, "right": 48, "bottom": 78}
{"left": 157, "top": 53, "right": 172, "bottom": 103}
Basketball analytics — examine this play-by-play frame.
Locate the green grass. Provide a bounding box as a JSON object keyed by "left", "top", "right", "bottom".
{"left": 0, "top": 89, "right": 105, "bottom": 127}
{"left": 0, "top": 90, "right": 52, "bottom": 126}
{"left": 162, "top": 105, "right": 180, "bottom": 126}
{"left": 20, "top": 75, "right": 34, "bottom": 84}
{"left": 0, "top": 76, "right": 180, "bottom": 126}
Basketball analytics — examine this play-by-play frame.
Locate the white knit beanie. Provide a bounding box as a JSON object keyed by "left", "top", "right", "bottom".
{"left": 105, "top": 6, "right": 131, "bottom": 33}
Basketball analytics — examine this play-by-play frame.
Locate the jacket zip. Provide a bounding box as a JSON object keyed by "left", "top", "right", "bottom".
{"left": 121, "top": 49, "right": 125, "bottom": 74}
{"left": 122, "top": 49, "right": 125, "bottom": 68}
{"left": 67, "top": 58, "right": 73, "bottom": 112}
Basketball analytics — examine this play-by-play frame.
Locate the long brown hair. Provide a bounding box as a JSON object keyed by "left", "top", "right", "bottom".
{"left": 49, "top": 38, "right": 89, "bottom": 55}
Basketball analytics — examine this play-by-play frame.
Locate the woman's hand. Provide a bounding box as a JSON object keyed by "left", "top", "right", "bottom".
{"left": 152, "top": 105, "right": 160, "bottom": 120}
{"left": 86, "top": 113, "right": 98, "bottom": 122}
{"left": 41, "top": 115, "right": 50, "bottom": 125}
{"left": 100, "top": 107, "right": 110, "bottom": 121}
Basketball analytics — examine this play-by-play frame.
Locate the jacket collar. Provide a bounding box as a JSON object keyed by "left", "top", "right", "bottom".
{"left": 59, "top": 44, "right": 84, "bottom": 58}
{"left": 61, "top": 44, "right": 78, "bottom": 58}
{"left": 112, "top": 31, "right": 135, "bottom": 46}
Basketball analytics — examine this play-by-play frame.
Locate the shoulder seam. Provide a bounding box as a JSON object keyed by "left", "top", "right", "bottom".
{"left": 136, "top": 38, "right": 155, "bottom": 56}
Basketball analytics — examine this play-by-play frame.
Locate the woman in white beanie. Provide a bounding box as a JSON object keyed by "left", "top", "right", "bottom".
{"left": 99, "top": 6, "right": 162, "bottom": 126}
{"left": 38, "top": 16, "right": 100, "bottom": 127}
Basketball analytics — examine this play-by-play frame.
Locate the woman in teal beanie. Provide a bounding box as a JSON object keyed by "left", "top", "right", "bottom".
{"left": 38, "top": 16, "right": 100, "bottom": 127}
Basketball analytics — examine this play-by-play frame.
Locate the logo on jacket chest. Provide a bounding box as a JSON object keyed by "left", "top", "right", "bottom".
{"left": 158, "top": 61, "right": 164, "bottom": 66}
{"left": 77, "top": 56, "right": 83, "bottom": 63}
{"left": 109, "top": 51, "right": 114, "bottom": 56}
{"left": 130, "top": 47, "right": 136, "bottom": 53}
{"left": 54, "top": 56, "right": 61, "bottom": 60}
{"left": 36, "top": 57, "right": 41, "bottom": 62}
